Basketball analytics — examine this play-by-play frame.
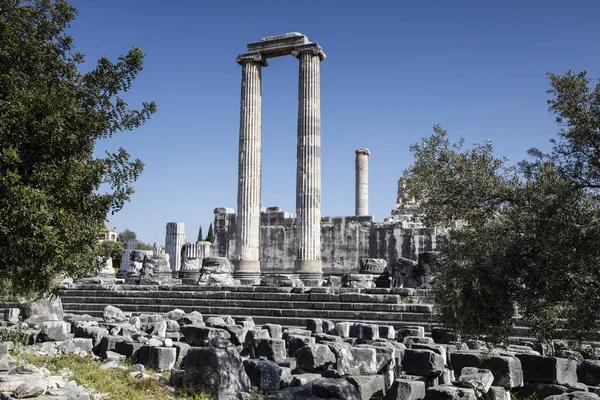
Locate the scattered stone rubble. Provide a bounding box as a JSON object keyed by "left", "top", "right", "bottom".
{"left": 2, "top": 299, "right": 600, "bottom": 400}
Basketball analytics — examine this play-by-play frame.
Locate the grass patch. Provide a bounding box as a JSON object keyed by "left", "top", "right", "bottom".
{"left": 15, "top": 351, "right": 214, "bottom": 400}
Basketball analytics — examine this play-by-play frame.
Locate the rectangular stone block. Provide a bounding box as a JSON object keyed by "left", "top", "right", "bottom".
{"left": 387, "top": 377, "right": 426, "bottom": 400}
{"left": 403, "top": 349, "right": 445, "bottom": 377}
{"left": 515, "top": 354, "right": 577, "bottom": 386}
{"left": 450, "top": 352, "right": 523, "bottom": 389}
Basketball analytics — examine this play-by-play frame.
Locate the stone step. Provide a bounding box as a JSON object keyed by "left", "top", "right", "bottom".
{"left": 60, "top": 302, "right": 440, "bottom": 323}
{"left": 58, "top": 289, "right": 429, "bottom": 304}
{"left": 59, "top": 295, "right": 433, "bottom": 313}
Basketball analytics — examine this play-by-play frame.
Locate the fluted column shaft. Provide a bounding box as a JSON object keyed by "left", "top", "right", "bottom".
{"left": 355, "top": 148, "right": 371, "bottom": 216}
{"left": 165, "top": 222, "right": 185, "bottom": 278}
{"left": 234, "top": 52, "right": 266, "bottom": 284}
{"left": 293, "top": 44, "right": 326, "bottom": 283}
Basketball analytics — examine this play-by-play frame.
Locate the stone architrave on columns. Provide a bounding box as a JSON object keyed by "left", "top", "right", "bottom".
{"left": 117, "top": 239, "right": 138, "bottom": 277}
{"left": 292, "top": 43, "right": 326, "bottom": 284}
{"left": 165, "top": 222, "right": 185, "bottom": 278}
{"left": 355, "top": 148, "right": 371, "bottom": 216}
{"left": 234, "top": 52, "right": 267, "bottom": 285}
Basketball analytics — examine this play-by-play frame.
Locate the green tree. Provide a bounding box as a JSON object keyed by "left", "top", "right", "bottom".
{"left": 98, "top": 240, "right": 124, "bottom": 268}
{"left": 197, "top": 225, "right": 203, "bottom": 242}
{"left": 137, "top": 242, "right": 153, "bottom": 251}
{"left": 205, "top": 223, "right": 214, "bottom": 243}
{"left": 402, "top": 71, "right": 600, "bottom": 343}
{"left": 117, "top": 229, "right": 137, "bottom": 242}
{"left": 0, "top": 0, "right": 156, "bottom": 297}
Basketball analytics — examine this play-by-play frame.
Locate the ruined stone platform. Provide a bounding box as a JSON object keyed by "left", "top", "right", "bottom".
{"left": 56, "top": 284, "right": 441, "bottom": 331}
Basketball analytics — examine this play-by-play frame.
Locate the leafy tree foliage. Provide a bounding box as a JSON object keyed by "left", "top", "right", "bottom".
{"left": 0, "top": 0, "right": 156, "bottom": 296}
{"left": 197, "top": 225, "right": 203, "bottom": 242}
{"left": 137, "top": 242, "right": 153, "bottom": 251}
{"left": 98, "top": 240, "right": 123, "bottom": 268}
{"left": 205, "top": 223, "right": 214, "bottom": 243}
{"left": 403, "top": 71, "right": 600, "bottom": 342}
{"left": 117, "top": 229, "right": 137, "bottom": 242}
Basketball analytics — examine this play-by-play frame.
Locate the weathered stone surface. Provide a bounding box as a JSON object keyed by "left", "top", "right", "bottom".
{"left": 180, "top": 324, "right": 230, "bottom": 347}
{"left": 515, "top": 354, "right": 577, "bottom": 386}
{"left": 450, "top": 352, "right": 523, "bottom": 389}
{"left": 243, "top": 359, "right": 282, "bottom": 391}
{"left": 458, "top": 367, "right": 494, "bottom": 393}
{"left": 263, "top": 324, "right": 283, "bottom": 340}
{"left": 0, "top": 343, "right": 10, "bottom": 371}
{"left": 486, "top": 386, "right": 510, "bottom": 400}
{"left": 102, "top": 305, "right": 126, "bottom": 323}
{"left": 337, "top": 347, "right": 378, "bottom": 376}
{"left": 296, "top": 344, "right": 336, "bottom": 372}
{"left": 335, "top": 322, "right": 351, "bottom": 338}
{"left": 37, "top": 321, "right": 69, "bottom": 342}
{"left": 147, "top": 347, "right": 176, "bottom": 371}
{"left": 345, "top": 375, "right": 385, "bottom": 400}
{"left": 387, "top": 377, "right": 427, "bottom": 400}
{"left": 20, "top": 297, "right": 63, "bottom": 323}
{"left": 165, "top": 222, "right": 185, "bottom": 277}
{"left": 403, "top": 336, "right": 434, "bottom": 347}
{"left": 4, "top": 308, "right": 20, "bottom": 323}
{"left": 311, "top": 378, "right": 360, "bottom": 400}
{"left": 13, "top": 380, "right": 47, "bottom": 398}
{"left": 253, "top": 338, "right": 286, "bottom": 363}
{"left": 545, "top": 393, "right": 600, "bottom": 400}
{"left": 177, "top": 311, "right": 203, "bottom": 326}
{"left": 306, "top": 319, "right": 323, "bottom": 334}
{"left": 183, "top": 347, "right": 250, "bottom": 400}
{"left": 403, "top": 349, "right": 444, "bottom": 377}
{"left": 578, "top": 360, "right": 600, "bottom": 386}
{"left": 288, "top": 334, "right": 315, "bottom": 356}
{"left": 290, "top": 373, "right": 322, "bottom": 387}
{"left": 425, "top": 385, "right": 477, "bottom": 400}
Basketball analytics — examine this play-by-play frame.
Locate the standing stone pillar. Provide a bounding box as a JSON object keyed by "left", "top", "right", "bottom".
{"left": 234, "top": 52, "right": 267, "bottom": 285}
{"left": 292, "top": 44, "right": 326, "bottom": 284}
{"left": 165, "top": 222, "right": 185, "bottom": 278}
{"left": 355, "top": 148, "right": 371, "bottom": 216}
{"left": 117, "top": 239, "right": 138, "bottom": 278}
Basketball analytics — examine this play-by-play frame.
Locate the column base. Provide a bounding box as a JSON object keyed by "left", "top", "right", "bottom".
{"left": 233, "top": 260, "right": 261, "bottom": 285}
{"left": 294, "top": 260, "right": 323, "bottom": 287}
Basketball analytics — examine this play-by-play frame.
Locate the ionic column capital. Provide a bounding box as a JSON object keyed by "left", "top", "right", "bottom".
{"left": 236, "top": 52, "right": 268, "bottom": 67}
{"left": 291, "top": 43, "right": 326, "bottom": 61}
{"left": 356, "top": 148, "right": 371, "bottom": 157}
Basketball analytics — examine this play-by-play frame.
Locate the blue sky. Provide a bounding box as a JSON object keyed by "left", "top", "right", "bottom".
{"left": 68, "top": 0, "right": 600, "bottom": 244}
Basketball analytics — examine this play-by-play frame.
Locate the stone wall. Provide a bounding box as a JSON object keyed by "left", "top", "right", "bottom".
{"left": 212, "top": 207, "right": 441, "bottom": 276}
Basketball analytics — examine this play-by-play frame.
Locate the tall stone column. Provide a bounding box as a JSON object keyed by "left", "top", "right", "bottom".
{"left": 355, "top": 148, "right": 371, "bottom": 216}
{"left": 292, "top": 43, "right": 326, "bottom": 284}
{"left": 234, "top": 52, "right": 267, "bottom": 285}
{"left": 165, "top": 222, "right": 185, "bottom": 278}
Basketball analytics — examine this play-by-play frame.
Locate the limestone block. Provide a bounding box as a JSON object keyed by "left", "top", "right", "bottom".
{"left": 450, "top": 352, "right": 523, "bottom": 389}
{"left": 37, "top": 321, "right": 69, "bottom": 342}
{"left": 285, "top": 328, "right": 312, "bottom": 338}
{"left": 290, "top": 373, "right": 322, "bottom": 387}
{"left": 151, "top": 320, "right": 167, "bottom": 338}
{"left": 337, "top": 347, "right": 378, "bottom": 376}
{"left": 0, "top": 343, "right": 8, "bottom": 371}
{"left": 345, "top": 375, "right": 385, "bottom": 400}
{"left": 397, "top": 326, "right": 425, "bottom": 340}
{"left": 243, "top": 359, "right": 282, "bottom": 392}
{"left": 177, "top": 312, "right": 203, "bottom": 326}
{"left": 180, "top": 325, "right": 230, "bottom": 347}
{"left": 172, "top": 342, "right": 191, "bottom": 364}
{"left": 322, "top": 319, "right": 335, "bottom": 334}
{"left": 288, "top": 335, "right": 315, "bottom": 356}
{"left": 183, "top": 347, "right": 250, "bottom": 400}
{"left": 244, "top": 328, "right": 270, "bottom": 350}
{"left": 458, "top": 367, "right": 495, "bottom": 393}
{"left": 147, "top": 347, "right": 176, "bottom": 371}
{"left": 387, "top": 377, "right": 427, "bottom": 400}
{"left": 73, "top": 326, "right": 108, "bottom": 349}
{"left": 412, "top": 343, "right": 447, "bottom": 366}
{"left": 221, "top": 325, "right": 247, "bottom": 346}
{"left": 515, "top": 354, "right": 577, "bottom": 386}
{"left": 20, "top": 297, "right": 63, "bottom": 323}
{"left": 165, "top": 309, "right": 185, "bottom": 321}
{"left": 4, "top": 308, "right": 20, "bottom": 323}
{"left": 335, "top": 322, "right": 351, "bottom": 338}
{"left": 402, "top": 349, "right": 445, "bottom": 377}
{"left": 351, "top": 324, "right": 379, "bottom": 340}
{"left": 306, "top": 318, "right": 323, "bottom": 334}
{"left": 578, "top": 360, "right": 600, "bottom": 386}
{"left": 425, "top": 385, "right": 477, "bottom": 400}
{"left": 102, "top": 305, "right": 126, "bottom": 323}
{"left": 486, "top": 386, "right": 511, "bottom": 400}
{"left": 379, "top": 325, "right": 396, "bottom": 340}
{"left": 545, "top": 394, "right": 600, "bottom": 400}
{"left": 403, "top": 336, "right": 434, "bottom": 347}
{"left": 296, "top": 344, "right": 336, "bottom": 372}
{"left": 98, "top": 335, "right": 132, "bottom": 359}
{"left": 311, "top": 378, "right": 360, "bottom": 400}
{"left": 263, "top": 323, "right": 283, "bottom": 339}
{"left": 253, "top": 338, "right": 287, "bottom": 363}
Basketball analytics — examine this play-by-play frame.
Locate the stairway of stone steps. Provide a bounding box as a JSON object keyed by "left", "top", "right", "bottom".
{"left": 57, "top": 284, "right": 440, "bottom": 331}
